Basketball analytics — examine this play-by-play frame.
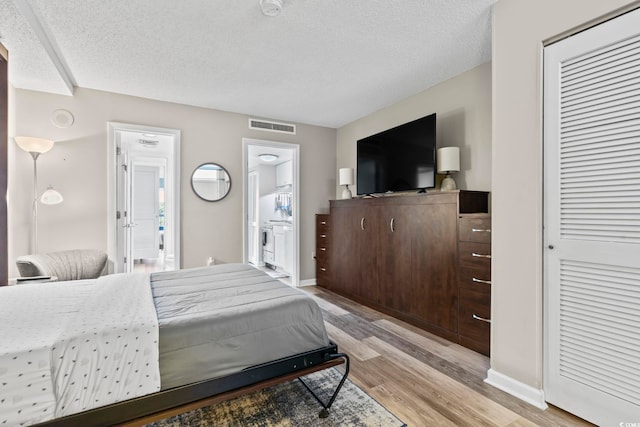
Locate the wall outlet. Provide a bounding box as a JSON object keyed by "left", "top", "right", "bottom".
{"left": 311, "top": 251, "right": 316, "bottom": 260}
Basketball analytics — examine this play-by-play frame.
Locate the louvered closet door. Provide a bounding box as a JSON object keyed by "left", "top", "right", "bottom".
{"left": 543, "top": 9, "right": 640, "bottom": 426}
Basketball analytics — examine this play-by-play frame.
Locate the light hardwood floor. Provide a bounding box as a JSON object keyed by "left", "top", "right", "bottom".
{"left": 302, "top": 286, "right": 594, "bottom": 427}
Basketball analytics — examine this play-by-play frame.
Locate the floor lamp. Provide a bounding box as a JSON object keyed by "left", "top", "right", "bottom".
{"left": 15, "top": 136, "right": 64, "bottom": 254}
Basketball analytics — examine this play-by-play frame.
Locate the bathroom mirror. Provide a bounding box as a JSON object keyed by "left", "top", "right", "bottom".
{"left": 191, "top": 163, "right": 231, "bottom": 201}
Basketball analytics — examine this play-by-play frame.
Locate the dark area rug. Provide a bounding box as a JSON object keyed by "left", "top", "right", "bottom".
{"left": 146, "top": 367, "right": 406, "bottom": 426}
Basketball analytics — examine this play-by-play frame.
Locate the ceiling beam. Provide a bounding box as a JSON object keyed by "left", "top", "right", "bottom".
{"left": 13, "top": 0, "right": 75, "bottom": 95}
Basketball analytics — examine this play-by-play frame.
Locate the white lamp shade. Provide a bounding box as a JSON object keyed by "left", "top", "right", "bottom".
{"left": 437, "top": 147, "right": 460, "bottom": 173}
{"left": 40, "top": 185, "right": 64, "bottom": 205}
{"left": 15, "top": 136, "right": 54, "bottom": 154}
{"left": 339, "top": 168, "right": 354, "bottom": 186}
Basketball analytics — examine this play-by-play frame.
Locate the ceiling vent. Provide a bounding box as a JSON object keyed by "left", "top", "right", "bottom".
{"left": 138, "top": 139, "right": 159, "bottom": 147}
{"left": 249, "top": 118, "right": 296, "bottom": 135}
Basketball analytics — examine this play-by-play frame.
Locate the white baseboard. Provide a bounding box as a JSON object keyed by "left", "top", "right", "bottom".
{"left": 485, "top": 369, "right": 548, "bottom": 410}
{"left": 298, "top": 279, "right": 316, "bottom": 287}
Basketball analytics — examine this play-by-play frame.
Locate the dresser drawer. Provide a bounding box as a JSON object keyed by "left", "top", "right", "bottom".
{"left": 459, "top": 216, "right": 491, "bottom": 244}
{"left": 458, "top": 241, "right": 491, "bottom": 269}
{"left": 315, "top": 250, "right": 329, "bottom": 264}
{"left": 316, "top": 261, "right": 331, "bottom": 285}
{"left": 316, "top": 214, "right": 330, "bottom": 233}
{"left": 458, "top": 265, "right": 491, "bottom": 292}
{"left": 458, "top": 287, "right": 491, "bottom": 352}
{"left": 316, "top": 214, "right": 331, "bottom": 288}
{"left": 316, "top": 232, "right": 330, "bottom": 247}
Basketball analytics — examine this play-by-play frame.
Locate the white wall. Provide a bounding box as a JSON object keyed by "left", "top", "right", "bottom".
{"left": 491, "top": 0, "right": 638, "bottom": 391}
{"left": 337, "top": 62, "right": 492, "bottom": 197}
{"left": 9, "top": 87, "right": 336, "bottom": 279}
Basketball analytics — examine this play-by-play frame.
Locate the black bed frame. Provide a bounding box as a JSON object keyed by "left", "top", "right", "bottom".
{"left": 34, "top": 342, "right": 349, "bottom": 426}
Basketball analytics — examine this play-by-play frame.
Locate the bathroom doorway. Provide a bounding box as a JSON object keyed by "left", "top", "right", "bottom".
{"left": 242, "top": 138, "right": 299, "bottom": 287}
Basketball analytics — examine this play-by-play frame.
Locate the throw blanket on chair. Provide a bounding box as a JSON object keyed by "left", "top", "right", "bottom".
{"left": 16, "top": 249, "right": 108, "bottom": 281}
{"left": 0, "top": 273, "right": 160, "bottom": 426}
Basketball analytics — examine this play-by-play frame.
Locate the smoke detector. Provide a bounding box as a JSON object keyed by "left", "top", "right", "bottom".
{"left": 260, "top": 0, "right": 282, "bottom": 16}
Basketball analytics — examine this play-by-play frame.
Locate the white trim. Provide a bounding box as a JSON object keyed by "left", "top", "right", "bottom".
{"left": 107, "top": 122, "right": 181, "bottom": 273}
{"left": 485, "top": 369, "right": 548, "bottom": 410}
{"left": 299, "top": 279, "right": 316, "bottom": 287}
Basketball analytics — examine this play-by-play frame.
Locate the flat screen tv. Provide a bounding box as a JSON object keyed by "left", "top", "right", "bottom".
{"left": 356, "top": 113, "right": 436, "bottom": 195}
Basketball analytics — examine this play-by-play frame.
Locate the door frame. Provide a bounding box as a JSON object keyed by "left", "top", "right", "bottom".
{"left": 107, "top": 122, "right": 181, "bottom": 273}
{"left": 242, "top": 138, "right": 300, "bottom": 287}
{"left": 0, "top": 43, "right": 8, "bottom": 285}
{"left": 247, "top": 169, "right": 260, "bottom": 266}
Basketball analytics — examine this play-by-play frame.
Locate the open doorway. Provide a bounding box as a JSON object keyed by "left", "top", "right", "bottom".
{"left": 243, "top": 138, "right": 299, "bottom": 287}
{"left": 108, "top": 122, "right": 181, "bottom": 274}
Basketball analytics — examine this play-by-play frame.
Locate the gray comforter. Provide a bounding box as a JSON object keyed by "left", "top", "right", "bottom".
{"left": 150, "top": 264, "right": 330, "bottom": 389}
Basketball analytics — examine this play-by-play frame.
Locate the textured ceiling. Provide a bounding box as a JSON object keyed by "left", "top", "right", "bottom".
{"left": 0, "top": 0, "right": 496, "bottom": 128}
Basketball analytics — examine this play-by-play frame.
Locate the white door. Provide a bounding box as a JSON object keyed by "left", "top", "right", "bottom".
{"left": 543, "top": 9, "right": 640, "bottom": 426}
{"left": 247, "top": 170, "right": 259, "bottom": 265}
{"left": 273, "top": 225, "right": 285, "bottom": 269}
{"left": 116, "top": 142, "right": 132, "bottom": 272}
{"left": 132, "top": 165, "right": 160, "bottom": 260}
{"left": 284, "top": 225, "right": 293, "bottom": 274}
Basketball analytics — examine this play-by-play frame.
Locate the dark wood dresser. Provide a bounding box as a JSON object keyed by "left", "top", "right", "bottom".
{"left": 318, "top": 191, "right": 490, "bottom": 350}
{"left": 457, "top": 213, "right": 492, "bottom": 356}
{"left": 315, "top": 214, "right": 331, "bottom": 287}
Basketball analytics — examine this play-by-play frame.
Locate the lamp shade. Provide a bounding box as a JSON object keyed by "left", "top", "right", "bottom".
{"left": 437, "top": 147, "right": 460, "bottom": 173}
{"left": 15, "top": 136, "right": 54, "bottom": 154}
{"left": 339, "top": 168, "right": 354, "bottom": 186}
{"left": 40, "top": 185, "right": 64, "bottom": 205}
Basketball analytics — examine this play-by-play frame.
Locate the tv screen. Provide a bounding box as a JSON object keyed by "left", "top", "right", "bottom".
{"left": 356, "top": 113, "right": 436, "bottom": 195}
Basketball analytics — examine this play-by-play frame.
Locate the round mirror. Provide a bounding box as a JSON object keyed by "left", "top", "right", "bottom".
{"left": 191, "top": 163, "right": 232, "bottom": 201}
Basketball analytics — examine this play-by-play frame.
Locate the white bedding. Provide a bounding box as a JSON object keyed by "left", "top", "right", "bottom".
{"left": 0, "top": 273, "right": 160, "bottom": 426}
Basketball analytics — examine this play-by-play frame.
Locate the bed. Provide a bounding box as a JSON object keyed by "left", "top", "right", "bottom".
{"left": 0, "top": 264, "right": 349, "bottom": 426}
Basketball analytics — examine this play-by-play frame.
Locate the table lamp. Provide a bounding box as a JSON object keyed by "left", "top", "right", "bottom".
{"left": 339, "top": 168, "right": 354, "bottom": 199}
{"left": 437, "top": 147, "right": 460, "bottom": 191}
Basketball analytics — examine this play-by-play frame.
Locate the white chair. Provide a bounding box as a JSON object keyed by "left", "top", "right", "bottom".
{"left": 16, "top": 249, "right": 108, "bottom": 281}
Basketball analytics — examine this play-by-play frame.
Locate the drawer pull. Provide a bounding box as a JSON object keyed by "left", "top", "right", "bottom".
{"left": 472, "top": 252, "right": 491, "bottom": 259}
{"left": 320, "top": 247, "right": 327, "bottom": 251}
{"left": 320, "top": 267, "right": 327, "bottom": 272}
{"left": 472, "top": 277, "right": 491, "bottom": 285}
{"left": 472, "top": 228, "right": 491, "bottom": 233}
{"left": 473, "top": 314, "right": 491, "bottom": 323}
{"left": 321, "top": 221, "right": 327, "bottom": 225}
{"left": 320, "top": 234, "right": 327, "bottom": 238}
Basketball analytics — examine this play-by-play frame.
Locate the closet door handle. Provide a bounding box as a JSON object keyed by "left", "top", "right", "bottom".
{"left": 320, "top": 267, "right": 327, "bottom": 272}
{"left": 472, "top": 253, "right": 491, "bottom": 259}
{"left": 320, "top": 234, "right": 327, "bottom": 238}
{"left": 390, "top": 217, "right": 395, "bottom": 233}
{"left": 472, "top": 277, "right": 492, "bottom": 285}
{"left": 320, "top": 221, "right": 327, "bottom": 225}
{"left": 473, "top": 314, "right": 491, "bottom": 323}
{"left": 472, "top": 228, "right": 491, "bottom": 233}
{"left": 360, "top": 217, "right": 365, "bottom": 231}
{"left": 320, "top": 247, "right": 327, "bottom": 251}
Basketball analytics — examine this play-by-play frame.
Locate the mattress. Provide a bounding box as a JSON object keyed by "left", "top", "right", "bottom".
{"left": 0, "top": 273, "right": 160, "bottom": 426}
{"left": 151, "top": 263, "right": 330, "bottom": 390}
